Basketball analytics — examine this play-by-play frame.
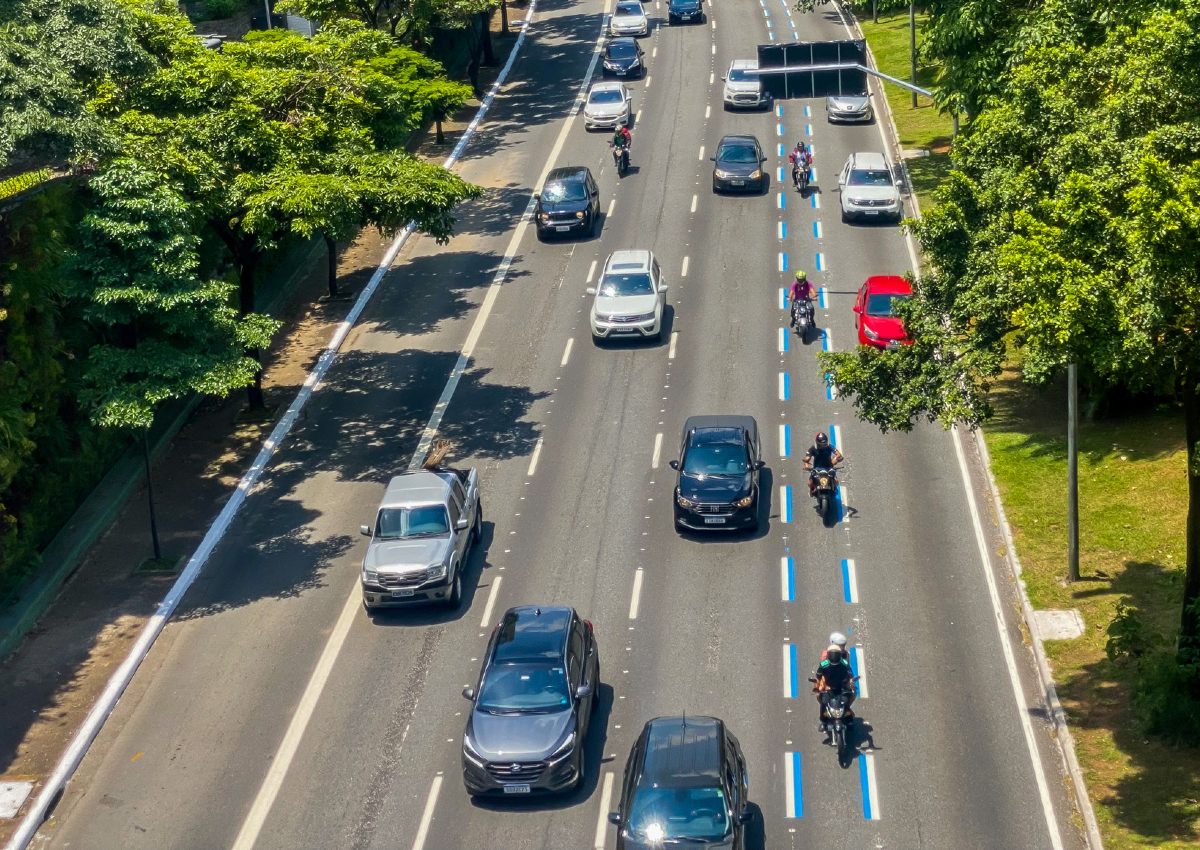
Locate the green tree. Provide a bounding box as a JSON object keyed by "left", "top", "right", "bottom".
{"left": 819, "top": 0, "right": 1200, "bottom": 656}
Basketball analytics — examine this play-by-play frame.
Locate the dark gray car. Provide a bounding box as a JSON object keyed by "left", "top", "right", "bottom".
{"left": 461, "top": 606, "right": 600, "bottom": 796}
{"left": 711, "top": 134, "right": 767, "bottom": 194}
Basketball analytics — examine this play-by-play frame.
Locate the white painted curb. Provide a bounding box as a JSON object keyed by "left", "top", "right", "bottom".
{"left": 3, "top": 5, "right": 540, "bottom": 848}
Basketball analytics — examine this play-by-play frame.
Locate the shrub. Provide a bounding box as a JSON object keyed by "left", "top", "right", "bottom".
{"left": 199, "top": 0, "right": 242, "bottom": 21}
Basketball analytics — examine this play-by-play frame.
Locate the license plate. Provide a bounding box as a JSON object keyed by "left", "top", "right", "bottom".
{"left": 704, "top": 516, "right": 727, "bottom": 525}
{"left": 555, "top": 225, "right": 570, "bottom": 232}
{"left": 731, "top": 179, "right": 745, "bottom": 186}
{"left": 865, "top": 210, "right": 879, "bottom": 215}
{"left": 503, "top": 784, "right": 531, "bottom": 794}
{"left": 390, "top": 589, "right": 415, "bottom": 598}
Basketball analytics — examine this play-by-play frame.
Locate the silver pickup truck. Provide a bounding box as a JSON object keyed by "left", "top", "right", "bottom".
{"left": 359, "top": 466, "right": 481, "bottom": 612}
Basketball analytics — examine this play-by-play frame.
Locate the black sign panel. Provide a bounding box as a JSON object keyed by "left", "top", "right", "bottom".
{"left": 756, "top": 40, "right": 868, "bottom": 99}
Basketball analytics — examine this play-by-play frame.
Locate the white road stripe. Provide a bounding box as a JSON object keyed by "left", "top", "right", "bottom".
{"left": 527, "top": 437, "right": 544, "bottom": 476}
{"left": 652, "top": 45, "right": 657, "bottom": 57}
{"left": 586, "top": 259, "right": 598, "bottom": 283}
{"left": 560, "top": 337, "right": 574, "bottom": 367}
{"left": 651, "top": 432, "right": 663, "bottom": 468}
{"left": 479, "top": 575, "right": 503, "bottom": 627}
{"left": 690, "top": 193, "right": 698, "bottom": 213}
{"left": 705, "top": 104, "right": 711, "bottom": 119}
{"left": 698, "top": 144, "right": 705, "bottom": 161}
{"left": 629, "top": 568, "right": 645, "bottom": 619}
{"left": 607, "top": 198, "right": 616, "bottom": 218}
{"left": 861, "top": 754, "right": 881, "bottom": 820}
{"left": 709, "top": 71, "right": 714, "bottom": 85}
{"left": 681, "top": 256, "right": 689, "bottom": 277}
{"left": 645, "top": 75, "right": 652, "bottom": 89}
{"left": 778, "top": 327, "right": 787, "bottom": 352}
{"left": 779, "top": 424, "right": 789, "bottom": 457}
{"left": 594, "top": 772, "right": 616, "bottom": 849}
{"left": 668, "top": 331, "right": 679, "bottom": 359}
{"left": 852, "top": 645, "right": 869, "bottom": 698}
{"left": 410, "top": 775, "right": 443, "bottom": 850}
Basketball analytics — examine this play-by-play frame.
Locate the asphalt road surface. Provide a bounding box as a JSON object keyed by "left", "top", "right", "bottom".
{"left": 35, "top": 1, "right": 1085, "bottom": 848}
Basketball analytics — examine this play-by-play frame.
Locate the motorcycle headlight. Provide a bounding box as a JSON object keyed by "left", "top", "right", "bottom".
{"left": 750, "top": 169, "right": 762, "bottom": 179}
{"left": 734, "top": 494, "right": 754, "bottom": 508}
{"left": 427, "top": 562, "right": 447, "bottom": 581}
{"left": 676, "top": 494, "right": 696, "bottom": 509}
{"left": 549, "top": 732, "right": 576, "bottom": 761}
{"left": 864, "top": 326, "right": 879, "bottom": 340}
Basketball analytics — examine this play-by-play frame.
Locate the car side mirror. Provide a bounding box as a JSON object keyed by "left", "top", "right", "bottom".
{"left": 608, "top": 812, "right": 622, "bottom": 826}
{"left": 760, "top": 157, "right": 767, "bottom": 164}
{"left": 360, "top": 524, "right": 372, "bottom": 537}
{"left": 852, "top": 304, "right": 862, "bottom": 313}
{"left": 462, "top": 686, "right": 476, "bottom": 701}
{"left": 737, "top": 809, "right": 753, "bottom": 825}
{"left": 668, "top": 459, "right": 680, "bottom": 470}
{"left": 575, "top": 683, "right": 593, "bottom": 700}
{"left": 720, "top": 76, "right": 727, "bottom": 81}
{"left": 709, "top": 156, "right": 716, "bottom": 161}
{"left": 586, "top": 286, "right": 597, "bottom": 295}
{"left": 455, "top": 518, "right": 470, "bottom": 531}
{"left": 533, "top": 192, "right": 540, "bottom": 201}
{"left": 659, "top": 284, "right": 669, "bottom": 292}
{"left": 756, "top": 460, "right": 766, "bottom": 470}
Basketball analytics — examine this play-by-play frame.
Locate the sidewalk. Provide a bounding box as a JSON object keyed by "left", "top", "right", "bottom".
{"left": 0, "top": 19, "right": 517, "bottom": 840}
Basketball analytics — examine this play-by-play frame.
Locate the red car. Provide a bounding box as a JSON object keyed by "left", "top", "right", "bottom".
{"left": 853, "top": 275, "right": 913, "bottom": 348}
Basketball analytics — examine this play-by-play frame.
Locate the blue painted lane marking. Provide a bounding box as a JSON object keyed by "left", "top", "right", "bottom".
{"left": 779, "top": 371, "right": 789, "bottom": 400}
{"left": 818, "top": 287, "right": 828, "bottom": 309}
{"left": 779, "top": 221, "right": 787, "bottom": 240}
{"left": 785, "top": 751, "right": 804, "bottom": 818}
{"left": 778, "top": 192, "right": 786, "bottom": 210}
{"left": 780, "top": 423, "right": 791, "bottom": 457}
{"left": 805, "top": 123, "right": 813, "bottom": 136}
{"left": 824, "top": 373, "right": 836, "bottom": 400}
{"left": 812, "top": 220, "right": 822, "bottom": 239}
{"left": 810, "top": 166, "right": 819, "bottom": 181}
{"left": 829, "top": 424, "right": 842, "bottom": 449}
{"left": 804, "top": 104, "right": 811, "bottom": 118}
{"left": 815, "top": 252, "right": 825, "bottom": 271}
{"left": 783, "top": 643, "right": 800, "bottom": 697}
{"left": 841, "top": 558, "right": 859, "bottom": 603}
{"left": 780, "top": 327, "right": 789, "bottom": 352}
{"left": 850, "top": 645, "right": 869, "bottom": 697}
{"left": 781, "top": 556, "right": 795, "bottom": 601}
{"left": 781, "top": 484, "right": 793, "bottom": 523}
{"left": 779, "top": 286, "right": 788, "bottom": 309}
{"left": 821, "top": 328, "right": 832, "bottom": 352}
{"left": 777, "top": 165, "right": 785, "bottom": 182}
{"left": 777, "top": 142, "right": 785, "bottom": 157}
{"left": 777, "top": 122, "right": 785, "bottom": 137}
{"left": 811, "top": 194, "right": 819, "bottom": 209}
{"left": 837, "top": 484, "right": 848, "bottom": 524}
{"left": 776, "top": 103, "right": 784, "bottom": 118}
{"left": 769, "top": 30, "right": 776, "bottom": 40}
{"left": 859, "top": 754, "right": 881, "bottom": 820}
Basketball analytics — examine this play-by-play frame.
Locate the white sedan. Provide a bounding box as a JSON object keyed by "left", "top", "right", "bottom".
{"left": 587, "top": 249, "right": 668, "bottom": 342}
{"left": 609, "top": 0, "right": 649, "bottom": 37}
{"left": 583, "top": 81, "right": 632, "bottom": 130}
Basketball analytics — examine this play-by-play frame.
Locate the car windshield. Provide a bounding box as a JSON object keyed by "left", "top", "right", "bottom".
{"left": 589, "top": 89, "right": 624, "bottom": 104}
{"left": 847, "top": 168, "right": 892, "bottom": 187}
{"left": 375, "top": 505, "right": 450, "bottom": 539}
{"left": 599, "top": 272, "right": 654, "bottom": 297}
{"left": 866, "top": 292, "right": 909, "bottom": 317}
{"left": 683, "top": 442, "right": 749, "bottom": 476}
{"left": 542, "top": 180, "right": 588, "bottom": 202}
{"left": 615, "top": 2, "right": 642, "bottom": 15}
{"left": 477, "top": 663, "right": 570, "bottom": 713}
{"left": 608, "top": 42, "right": 636, "bottom": 58}
{"left": 727, "top": 68, "right": 754, "bottom": 82}
{"left": 717, "top": 144, "right": 758, "bottom": 163}
{"left": 628, "top": 785, "right": 730, "bottom": 842}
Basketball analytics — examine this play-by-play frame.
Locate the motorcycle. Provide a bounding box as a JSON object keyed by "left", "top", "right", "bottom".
{"left": 810, "top": 679, "right": 859, "bottom": 765}
{"left": 810, "top": 465, "right": 839, "bottom": 520}
{"left": 791, "top": 162, "right": 810, "bottom": 193}
{"left": 790, "top": 297, "right": 814, "bottom": 339}
{"left": 611, "top": 143, "right": 630, "bottom": 177}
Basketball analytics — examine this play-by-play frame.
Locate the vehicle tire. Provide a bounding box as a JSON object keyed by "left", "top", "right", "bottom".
{"left": 363, "top": 600, "right": 378, "bottom": 615}
{"left": 446, "top": 568, "right": 463, "bottom": 608}
{"left": 712, "top": 179, "right": 720, "bottom": 194}
{"left": 840, "top": 208, "right": 849, "bottom": 223}
{"left": 816, "top": 492, "right": 829, "bottom": 518}
{"left": 472, "top": 500, "right": 483, "bottom": 543}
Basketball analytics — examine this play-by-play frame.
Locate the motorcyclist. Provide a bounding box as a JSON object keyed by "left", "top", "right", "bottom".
{"left": 803, "top": 431, "right": 844, "bottom": 494}
{"left": 812, "top": 644, "right": 856, "bottom": 730}
{"left": 611, "top": 125, "right": 632, "bottom": 167}
{"left": 789, "top": 269, "right": 816, "bottom": 328}
{"left": 818, "top": 631, "right": 848, "bottom": 664}
{"left": 788, "top": 141, "right": 812, "bottom": 187}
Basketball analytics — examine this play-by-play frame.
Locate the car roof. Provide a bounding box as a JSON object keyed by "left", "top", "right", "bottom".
{"left": 864, "top": 274, "right": 911, "bottom": 295}
{"left": 545, "top": 166, "right": 590, "bottom": 184}
{"left": 615, "top": 0, "right": 643, "bottom": 9}
{"left": 683, "top": 415, "right": 757, "bottom": 440}
{"left": 604, "top": 249, "right": 652, "bottom": 273}
{"left": 849, "top": 151, "right": 889, "bottom": 170}
{"left": 492, "top": 606, "right": 573, "bottom": 663}
{"left": 606, "top": 37, "right": 638, "bottom": 48}
{"left": 730, "top": 59, "right": 758, "bottom": 70}
{"left": 640, "top": 716, "right": 724, "bottom": 785}
{"left": 717, "top": 134, "right": 759, "bottom": 147}
{"left": 380, "top": 470, "right": 454, "bottom": 508}
{"left": 590, "top": 81, "right": 626, "bottom": 93}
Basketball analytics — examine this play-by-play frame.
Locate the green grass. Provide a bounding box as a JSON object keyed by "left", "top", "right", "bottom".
{"left": 984, "top": 367, "right": 1200, "bottom": 848}
{"left": 857, "top": 11, "right": 955, "bottom": 211}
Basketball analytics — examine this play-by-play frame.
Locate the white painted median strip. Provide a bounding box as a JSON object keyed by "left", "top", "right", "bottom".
{"left": 629, "top": 568, "right": 645, "bottom": 619}
{"left": 782, "top": 644, "right": 800, "bottom": 698}
{"left": 8, "top": 2, "right": 556, "bottom": 847}
{"left": 780, "top": 484, "right": 792, "bottom": 523}
{"left": 410, "top": 775, "right": 444, "bottom": 850}
{"left": 858, "top": 754, "right": 881, "bottom": 821}
{"left": 560, "top": 337, "right": 574, "bottom": 367}
{"left": 479, "top": 575, "right": 503, "bottom": 628}
{"left": 784, "top": 751, "right": 804, "bottom": 818}
{"left": 841, "top": 558, "right": 859, "bottom": 604}
{"left": 527, "top": 437, "right": 544, "bottom": 476}
{"left": 594, "top": 771, "right": 616, "bottom": 850}
{"left": 780, "top": 556, "right": 795, "bottom": 601}
{"left": 651, "top": 432, "right": 663, "bottom": 469}
{"left": 779, "top": 423, "right": 790, "bottom": 457}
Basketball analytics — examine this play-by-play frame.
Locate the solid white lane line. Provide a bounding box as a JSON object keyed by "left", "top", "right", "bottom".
{"left": 410, "top": 775, "right": 443, "bottom": 850}
{"left": 561, "top": 337, "right": 574, "bottom": 367}
{"left": 594, "top": 772, "right": 616, "bottom": 850}
{"left": 668, "top": 331, "right": 679, "bottom": 359}
{"left": 690, "top": 193, "right": 698, "bottom": 213}
{"left": 629, "top": 568, "right": 645, "bottom": 619}
{"left": 479, "top": 575, "right": 503, "bottom": 628}
{"left": 951, "top": 428, "right": 1065, "bottom": 848}
{"left": 586, "top": 259, "right": 598, "bottom": 283}
{"left": 652, "top": 432, "right": 664, "bottom": 469}
{"left": 698, "top": 144, "right": 705, "bottom": 161}
{"left": 607, "top": 198, "right": 616, "bottom": 218}
{"left": 230, "top": 585, "right": 365, "bottom": 850}
{"left": 681, "top": 256, "right": 689, "bottom": 277}
{"left": 527, "top": 438, "right": 544, "bottom": 476}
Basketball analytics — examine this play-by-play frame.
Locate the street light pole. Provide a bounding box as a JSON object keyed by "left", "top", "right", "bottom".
{"left": 1067, "top": 361, "right": 1081, "bottom": 582}
{"left": 909, "top": 2, "right": 918, "bottom": 108}
{"left": 263, "top": 0, "right": 272, "bottom": 28}
{"left": 142, "top": 431, "right": 162, "bottom": 562}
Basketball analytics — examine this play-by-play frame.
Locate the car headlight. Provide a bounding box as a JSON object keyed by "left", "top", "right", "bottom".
{"left": 863, "top": 326, "right": 879, "bottom": 340}
{"left": 362, "top": 568, "right": 379, "bottom": 584}
{"left": 750, "top": 169, "right": 762, "bottom": 180}
{"left": 575, "top": 211, "right": 585, "bottom": 219}
{"left": 734, "top": 494, "right": 754, "bottom": 508}
{"left": 677, "top": 494, "right": 696, "bottom": 509}
{"left": 427, "top": 562, "right": 448, "bottom": 581}
{"left": 539, "top": 213, "right": 550, "bottom": 222}
{"left": 462, "top": 733, "right": 487, "bottom": 767}
{"left": 714, "top": 168, "right": 732, "bottom": 179}
{"left": 603, "top": 61, "right": 616, "bottom": 69}
{"left": 549, "top": 732, "right": 576, "bottom": 761}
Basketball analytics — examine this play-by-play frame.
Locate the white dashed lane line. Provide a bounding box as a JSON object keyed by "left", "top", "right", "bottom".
{"left": 560, "top": 337, "right": 574, "bottom": 367}
{"left": 628, "top": 568, "right": 645, "bottom": 619}
{"left": 527, "top": 437, "right": 544, "bottom": 476}
{"left": 651, "top": 432, "right": 663, "bottom": 469}
{"left": 593, "top": 772, "right": 616, "bottom": 850}
{"left": 668, "top": 331, "right": 679, "bottom": 359}
{"left": 586, "top": 259, "right": 598, "bottom": 283}
{"left": 479, "top": 575, "right": 502, "bottom": 628}
{"left": 409, "top": 775, "right": 443, "bottom": 850}
{"left": 698, "top": 144, "right": 705, "bottom": 161}
{"left": 691, "top": 193, "right": 698, "bottom": 213}
{"left": 681, "top": 256, "right": 689, "bottom": 277}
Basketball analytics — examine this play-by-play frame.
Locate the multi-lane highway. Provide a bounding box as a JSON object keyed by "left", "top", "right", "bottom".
{"left": 34, "top": 0, "right": 1086, "bottom": 848}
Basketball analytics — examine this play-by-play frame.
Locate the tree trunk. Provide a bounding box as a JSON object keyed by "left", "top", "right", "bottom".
{"left": 238, "top": 250, "right": 266, "bottom": 410}
{"left": 1180, "top": 370, "right": 1200, "bottom": 664}
{"left": 435, "top": 115, "right": 445, "bottom": 144}
{"left": 500, "top": 0, "right": 509, "bottom": 34}
{"left": 325, "top": 235, "right": 339, "bottom": 298}
{"left": 481, "top": 11, "right": 497, "bottom": 66}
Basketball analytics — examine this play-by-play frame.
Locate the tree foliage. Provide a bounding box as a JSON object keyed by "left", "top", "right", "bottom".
{"left": 820, "top": 0, "right": 1200, "bottom": 650}
{"left": 285, "top": 0, "right": 496, "bottom": 43}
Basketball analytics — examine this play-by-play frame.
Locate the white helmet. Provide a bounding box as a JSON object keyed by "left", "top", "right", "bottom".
{"left": 828, "top": 631, "right": 848, "bottom": 649}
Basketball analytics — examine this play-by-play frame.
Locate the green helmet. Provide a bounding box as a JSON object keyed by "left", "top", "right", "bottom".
{"left": 794, "top": 269, "right": 808, "bottom": 281}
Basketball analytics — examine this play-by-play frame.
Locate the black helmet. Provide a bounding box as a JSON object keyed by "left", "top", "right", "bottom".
{"left": 815, "top": 432, "right": 829, "bottom": 448}
{"left": 826, "top": 647, "right": 844, "bottom": 664}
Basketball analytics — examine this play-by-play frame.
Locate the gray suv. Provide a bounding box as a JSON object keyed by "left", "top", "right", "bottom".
{"left": 359, "top": 467, "right": 481, "bottom": 611}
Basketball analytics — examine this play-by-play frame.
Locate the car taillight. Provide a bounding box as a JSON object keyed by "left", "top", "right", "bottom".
{"left": 585, "top": 619, "right": 594, "bottom": 632}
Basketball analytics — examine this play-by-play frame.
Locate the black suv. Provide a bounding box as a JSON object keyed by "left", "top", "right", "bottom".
{"left": 535, "top": 166, "right": 601, "bottom": 240}
{"left": 461, "top": 605, "right": 600, "bottom": 796}
{"left": 668, "top": 0, "right": 704, "bottom": 24}
{"left": 608, "top": 716, "right": 751, "bottom": 850}
{"left": 670, "top": 415, "right": 764, "bottom": 532}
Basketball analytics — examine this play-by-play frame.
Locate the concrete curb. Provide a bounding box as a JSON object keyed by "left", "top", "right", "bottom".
{"left": 0, "top": 236, "right": 324, "bottom": 663}
{"left": 843, "top": 5, "right": 1103, "bottom": 847}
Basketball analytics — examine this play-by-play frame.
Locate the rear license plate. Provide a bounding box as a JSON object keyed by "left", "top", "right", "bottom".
{"left": 503, "top": 784, "right": 531, "bottom": 794}
{"left": 391, "top": 589, "right": 415, "bottom": 598}
{"left": 731, "top": 179, "right": 745, "bottom": 186}
{"left": 704, "top": 516, "right": 727, "bottom": 525}
{"left": 555, "top": 225, "right": 570, "bottom": 232}
{"left": 865, "top": 210, "right": 879, "bottom": 215}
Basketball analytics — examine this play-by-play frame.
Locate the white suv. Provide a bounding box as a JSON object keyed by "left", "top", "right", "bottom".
{"left": 587, "top": 250, "right": 668, "bottom": 342}
{"left": 837, "top": 151, "right": 902, "bottom": 223}
{"left": 723, "top": 59, "right": 770, "bottom": 110}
